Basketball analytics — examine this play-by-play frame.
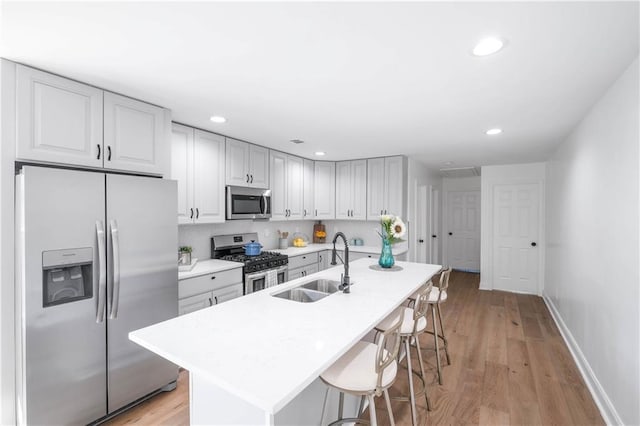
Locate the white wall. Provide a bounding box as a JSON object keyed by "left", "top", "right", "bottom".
{"left": 544, "top": 58, "right": 639, "bottom": 425}
{"left": 480, "top": 163, "right": 546, "bottom": 292}
{"left": 407, "top": 158, "right": 442, "bottom": 263}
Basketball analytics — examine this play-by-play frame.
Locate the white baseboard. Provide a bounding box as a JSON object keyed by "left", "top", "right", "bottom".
{"left": 542, "top": 294, "right": 623, "bottom": 425}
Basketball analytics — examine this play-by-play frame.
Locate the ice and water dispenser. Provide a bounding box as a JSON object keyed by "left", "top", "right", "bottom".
{"left": 42, "top": 248, "right": 93, "bottom": 307}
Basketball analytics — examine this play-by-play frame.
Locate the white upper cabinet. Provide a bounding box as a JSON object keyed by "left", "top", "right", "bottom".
{"left": 171, "top": 124, "right": 194, "bottom": 224}
{"left": 303, "top": 159, "right": 314, "bottom": 220}
{"left": 366, "top": 156, "right": 406, "bottom": 220}
{"left": 16, "top": 64, "right": 103, "bottom": 168}
{"left": 335, "top": 159, "right": 367, "bottom": 220}
{"left": 16, "top": 64, "right": 168, "bottom": 175}
{"left": 193, "top": 130, "right": 226, "bottom": 223}
{"left": 269, "top": 151, "right": 303, "bottom": 221}
{"left": 225, "top": 138, "right": 269, "bottom": 188}
{"left": 171, "top": 123, "right": 225, "bottom": 224}
{"left": 366, "top": 157, "right": 385, "bottom": 218}
{"left": 286, "top": 155, "right": 304, "bottom": 219}
{"left": 313, "top": 161, "right": 336, "bottom": 219}
{"left": 103, "top": 92, "right": 166, "bottom": 175}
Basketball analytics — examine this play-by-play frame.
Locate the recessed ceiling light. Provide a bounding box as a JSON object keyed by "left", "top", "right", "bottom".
{"left": 314, "top": 151, "right": 326, "bottom": 156}
{"left": 472, "top": 37, "right": 505, "bottom": 56}
{"left": 444, "top": 161, "right": 454, "bottom": 166}
{"left": 210, "top": 115, "right": 226, "bottom": 123}
{"left": 486, "top": 128, "right": 503, "bottom": 135}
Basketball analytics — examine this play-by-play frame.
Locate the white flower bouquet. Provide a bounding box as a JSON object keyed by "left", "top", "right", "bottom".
{"left": 378, "top": 214, "right": 406, "bottom": 244}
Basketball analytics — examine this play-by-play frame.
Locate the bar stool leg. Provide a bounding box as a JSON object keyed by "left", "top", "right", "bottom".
{"left": 436, "top": 304, "right": 451, "bottom": 365}
{"left": 431, "top": 305, "right": 443, "bottom": 385}
{"left": 357, "top": 395, "right": 365, "bottom": 417}
{"left": 367, "top": 393, "right": 378, "bottom": 426}
{"left": 383, "top": 389, "right": 395, "bottom": 426}
{"left": 404, "top": 337, "right": 418, "bottom": 426}
{"left": 414, "top": 333, "right": 432, "bottom": 410}
{"left": 320, "top": 387, "right": 330, "bottom": 425}
{"left": 338, "top": 392, "right": 344, "bottom": 420}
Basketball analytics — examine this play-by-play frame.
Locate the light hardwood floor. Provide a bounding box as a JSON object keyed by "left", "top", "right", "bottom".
{"left": 106, "top": 271, "right": 603, "bottom": 425}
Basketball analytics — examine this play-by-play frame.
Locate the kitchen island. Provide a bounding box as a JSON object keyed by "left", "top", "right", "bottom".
{"left": 130, "top": 258, "right": 441, "bottom": 425}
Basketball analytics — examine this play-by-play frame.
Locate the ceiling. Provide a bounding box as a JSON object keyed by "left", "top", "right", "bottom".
{"left": 1, "top": 2, "right": 638, "bottom": 169}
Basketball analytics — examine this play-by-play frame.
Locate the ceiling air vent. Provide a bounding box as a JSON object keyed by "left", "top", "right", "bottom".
{"left": 439, "top": 167, "right": 481, "bottom": 178}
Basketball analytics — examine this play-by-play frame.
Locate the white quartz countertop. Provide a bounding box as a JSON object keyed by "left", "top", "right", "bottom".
{"left": 178, "top": 258, "right": 243, "bottom": 280}
{"left": 131, "top": 258, "right": 440, "bottom": 414}
{"left": 271, "top": 242, "right": 408, "bottom": 257}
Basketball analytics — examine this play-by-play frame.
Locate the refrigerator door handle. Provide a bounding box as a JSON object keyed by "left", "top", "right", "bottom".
{"left": 96, "top": 221, "right": 107, "bottom": 323}
{"left": 109, "top": 219, "right": 121, "bottom": 320}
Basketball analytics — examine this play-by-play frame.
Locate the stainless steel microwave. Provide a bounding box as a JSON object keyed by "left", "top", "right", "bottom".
{"left": 226, "top": 186, "right": 271, "bottom": 220}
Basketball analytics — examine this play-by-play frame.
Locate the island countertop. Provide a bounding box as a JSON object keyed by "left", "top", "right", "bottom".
{"left": 130, "top": 258, "right": 441, "bottom": 415}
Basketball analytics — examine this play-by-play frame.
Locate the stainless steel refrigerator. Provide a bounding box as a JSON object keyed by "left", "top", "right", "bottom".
{"left": 15, "top": 166, "right": 179, "bottom": 425}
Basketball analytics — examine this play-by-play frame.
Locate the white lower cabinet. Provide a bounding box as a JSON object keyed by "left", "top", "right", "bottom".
{"left": 289, "top": 264, "right": 319, "bottom": 280}
{"left": 318, "top": 250, "right": 330, "bottom": 271}
{"left": 287, "top": 252, "right": 319, "bottom": 280}
{"left": 179, "top": 292, "right": 214, "bottom": 316}
{"left": 178, "top": 268, "right": 243, "bottom": 315}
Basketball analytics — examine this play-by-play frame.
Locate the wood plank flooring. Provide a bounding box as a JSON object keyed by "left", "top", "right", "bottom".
{"left": 106, "top": 271, "right": 603, "bottom": 425}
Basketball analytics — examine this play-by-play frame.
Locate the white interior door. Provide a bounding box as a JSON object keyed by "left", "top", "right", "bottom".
{"left": 429, "top": 187, "right": 440, "bottom": 264}
{"left": 446, "top": 190, "right": 480, "bottom": 271}
{"left": 492, "top": 183, "right": 540, "bottom": 294}
{"left": 416, "top": 184, "right": 428, "bottom": 263}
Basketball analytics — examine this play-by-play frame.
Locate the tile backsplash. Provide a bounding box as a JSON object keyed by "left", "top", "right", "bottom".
{"left": 178, "top": 219, "right": 394, "bottom": 260}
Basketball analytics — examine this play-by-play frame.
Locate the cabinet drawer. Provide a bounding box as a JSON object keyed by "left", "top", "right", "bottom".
{"left": 288, "top": 252, "right": 319, "bottom": 270}
{"left": 350, "top": 252, "right": 377, "bottom": 261}
{"left": 178, "top": 292, "right": 213, "bottom": 316}
{"left": 179, "top": 267, "right": 243, "bottom": 299}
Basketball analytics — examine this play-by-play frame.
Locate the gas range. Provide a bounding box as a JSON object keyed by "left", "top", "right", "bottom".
{"left": 211, "top": 233, "right": 289, "bottom": 295}
{"left": 220, "top": 251, "right": 288, "bottom": 273}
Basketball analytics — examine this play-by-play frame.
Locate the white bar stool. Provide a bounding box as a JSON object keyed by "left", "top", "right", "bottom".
{"left": 374, "top": 281, "right": 433, "bottom": 426}
{"left": 427, "top": 267, "right": 452, "bottom": 385}
{"left": 320, "top": 308, "right": 403, "bottom": 426}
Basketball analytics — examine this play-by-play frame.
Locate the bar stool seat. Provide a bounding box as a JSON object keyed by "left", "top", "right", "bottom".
{"left": 427, "top": 287, "right": 447, "bottom": 303}
{"left": 377, "top": 306, "right": 427, "bottom": 335}
{"left": 321, "top": 341, "right": 397, "bottom": 393}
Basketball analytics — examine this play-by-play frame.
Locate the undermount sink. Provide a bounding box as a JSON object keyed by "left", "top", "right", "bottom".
{"left": 272, "top": 279, "right": 342, "bottom": 303}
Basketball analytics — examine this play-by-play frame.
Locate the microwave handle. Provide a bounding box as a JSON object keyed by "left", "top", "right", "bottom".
{"left": 261, "top": 194, "right": 268, "bottom": 214}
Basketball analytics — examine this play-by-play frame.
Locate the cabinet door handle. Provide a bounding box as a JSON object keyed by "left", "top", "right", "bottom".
{"left": 96, "top": 144, "right": 101, "bottom": 160}
{"left": 303, "top": 209, "right": 306, "bottom": 217}
{"left": 215, "top": 296, "right": 218, "bottom": 304}
{"left": 315, "top": 209, "right": 318, "bottom": 216}
{"left": 211, "top": 275, "right": 216, "bottom": 279}
{"left": 190, "top": 208, "right": 194, "bottom": 219}
{"left": 107, "top": 146, "right": 112, "bottom": 161}
{"left": 448, "top": 232, "right": 453, "bottom": 236}
{"left": 246, "top": 174, "right": 250, "bottom": 183}
{"left": 196, "top": 208, "right": 199, "bottom": 219}
{"left": 250, "top": 174, "right": 254, "bottom": 183}
{"left": 208, "top": 297, "right": 213, "bottom": 306}
{"left": 531, "top": 242, "right": 537, "bottom": 247}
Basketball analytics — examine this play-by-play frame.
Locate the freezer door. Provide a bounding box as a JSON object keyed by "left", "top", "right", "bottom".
{"left": 106, "top": 174, "right": 178, "bottom": 413}
{"left": 16, "top": 166, "right": 107, "bottom": 425}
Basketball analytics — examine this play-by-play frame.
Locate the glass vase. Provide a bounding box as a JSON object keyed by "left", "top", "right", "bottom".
{"left": 378, "top": 237, "right": 395, "bottom": 268}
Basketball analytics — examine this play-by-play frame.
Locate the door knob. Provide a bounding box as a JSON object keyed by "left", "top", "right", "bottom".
{"left": 531, "top": 242, "right": 537, "bottom": 247}
{"left": 448, "top": 232, "right": 453, "bottom": 236}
